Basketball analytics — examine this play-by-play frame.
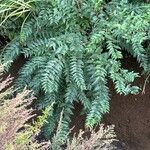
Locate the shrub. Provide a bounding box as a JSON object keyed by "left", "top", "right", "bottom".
{"left": 0, "top": 63, "right": 51, "bottom": 150}
{"left": 0, "top": 0, "right": 149, "bottom": 141}
{"left": 0, "top": 63, "right": 118, "bottom": 150}
{"left": 52, "top": 112, "right": 117, "bottom": 150}
{"left": 65, "top": 125, "right": 117, "bottom": 150}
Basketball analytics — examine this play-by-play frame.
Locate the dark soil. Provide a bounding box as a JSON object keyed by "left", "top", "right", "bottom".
{"left": 8, "top": 56, "right": 150, "bottom": 150}
{"left": 104, "top": 57, "right": 150, "bottom": 150}
{"left": 70, "top": 56, "right": 150, "bottom": 150}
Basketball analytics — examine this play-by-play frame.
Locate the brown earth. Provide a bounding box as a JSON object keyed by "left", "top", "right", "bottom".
{"left": 104, "top": 57, "right": 150, "bottom": 150}
{"left": 71, "top": 56, "right": 150, "bottom": 150}
{"left": 7, "top": 56, "right": 150, "bottom": 150}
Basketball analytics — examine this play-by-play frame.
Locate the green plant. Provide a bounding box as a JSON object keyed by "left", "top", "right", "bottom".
{"left": 0, "top": 0, "right": 34, "bottom": 39}
{"left": 0, "top": 0, "right": 33, "bottom": 25}
{"left": 51, "top": 120, "right": 117, "bottom": 150}
{"left": 65, "top": 124, "right": 117, "bottom": 150}
{"left": 13, "top": 104, "right": 53, "bottom": 150}
{"left": 0, "top": 63, "right": 50, "bottom": 150}
{"left": 0, "top": 62, "right": 118, "bottom": 150}
{"left": 51, "top": 113, "right": 117, "bottom": 150}
{"left": 1, "top": 0, "right": 150, "bottom": 142}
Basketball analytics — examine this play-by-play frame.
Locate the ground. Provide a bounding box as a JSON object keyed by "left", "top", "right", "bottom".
{"left": 104, "top": 57, "right": 150, "bottom": 150}
{"left": 71, "top": 56, "right": 150, "bottom": 150}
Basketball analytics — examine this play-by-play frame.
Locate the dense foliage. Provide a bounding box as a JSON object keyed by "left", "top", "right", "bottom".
{"left": 0, "top": 63, "right": 50, "bottom": 150}
{"left": 0, "top": 0, "right": 150, "bottom": 143}
{"left": 0, "top": 63, "right": 117, "bottom": 150}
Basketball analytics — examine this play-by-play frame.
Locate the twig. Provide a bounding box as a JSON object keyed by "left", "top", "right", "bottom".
{"left": 142, "top": 74, "right": 150, "bottom": 95}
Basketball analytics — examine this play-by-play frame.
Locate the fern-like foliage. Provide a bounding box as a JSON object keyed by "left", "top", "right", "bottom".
{"left": 1, "top": 0, "right": 150, "bottom": 141}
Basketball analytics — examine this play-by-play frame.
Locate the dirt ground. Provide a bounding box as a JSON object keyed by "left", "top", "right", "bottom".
{"left": 104, "top": 57, "right": 150, "bottom": 150}
{"left": 7, "top": 56, "right": 150, "bottom": 150}
{"left": 70, "top": 57, "right": 150, "bottom": 150}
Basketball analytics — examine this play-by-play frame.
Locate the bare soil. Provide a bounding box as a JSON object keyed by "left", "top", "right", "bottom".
{"left": 104, "top": 58, "right": 150, "bottom": 150}
{"left": 71, "top": 57, "right": 150, "bottom": 150}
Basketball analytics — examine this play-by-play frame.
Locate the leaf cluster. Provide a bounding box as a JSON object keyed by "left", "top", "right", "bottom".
{"left": 0, "top": 0, "right": 150, "bottom": 141}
